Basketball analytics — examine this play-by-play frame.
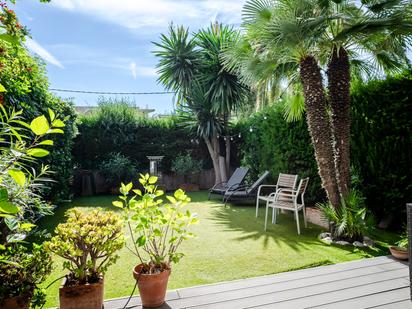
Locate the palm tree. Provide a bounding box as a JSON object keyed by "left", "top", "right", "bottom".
{"left": 154, "top": 24, "right": 249, "bottom": 184}
{"left": 224, "top": 0, "right": 412, "bottom": 209}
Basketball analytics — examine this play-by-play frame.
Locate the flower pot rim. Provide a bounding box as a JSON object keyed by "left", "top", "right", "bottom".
{"left": 60, "top": 274, "right": 104, "bottom": 289}
{"left": 133, "top": 263, "right": 171, "bottom": 278}
{"left": 389, "top": 245, "right": 408, "bottom": 252}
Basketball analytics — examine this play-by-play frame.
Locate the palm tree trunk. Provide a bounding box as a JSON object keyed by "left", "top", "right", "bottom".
{"left": 225, "top": 137, "right": 231, "bottom": 177}
{"left": 204, "top": 136, "right": 222, "bottom": 185}
{"left": 328, "top": 47, "right": 351, "bottom": 198}
{"left": 299, "top": 55, "right": 340, "bottom": 209}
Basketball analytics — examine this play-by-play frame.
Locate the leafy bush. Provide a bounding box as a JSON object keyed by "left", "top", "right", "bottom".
{"left": 0, "top": 107, "right": 65, "bottom": 245}
{"left": 113, "top": 174, "right": 198, "bottom": 273}
{"left": 46, "top": 208, "right": 124, "bottom": 285}
{"left": 351, "top": 71, "right": 412, "bottom": 226}
{"left": 99, "top": 152, "right": 137, "bottom": 188}
{"left": 171, "top": 154, "right": 202, "bottom": 176}
{"left": 0, "top": 5, "right": 77, "bottom": 201}
{"left": 0, "top": 243, "right": 52, "bottom": 308}
{"left": 317, "top": 190, "right": 373, "bottom": 241}
{"left": 73, "top": 98, "right": 208, "bottom": 174}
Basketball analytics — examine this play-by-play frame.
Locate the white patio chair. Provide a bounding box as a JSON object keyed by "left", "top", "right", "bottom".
{"left": 255, "top": 173, "right": 298, "bottom": 217}
{"left": 264, "top": 178, "right": 309, "bottom": 235}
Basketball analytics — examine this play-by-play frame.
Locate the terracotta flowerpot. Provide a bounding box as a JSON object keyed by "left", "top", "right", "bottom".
{"left": 389, "top": 246, "right": 409, "bottom": 260}
{"left": 133, "top": 264, "right": 171, "bottom": 308}
{"left": 1, "top": 294, "right": 30, "bottom": 309}
{"left": 59, "top": 277, "right": 104, "bottom": 309}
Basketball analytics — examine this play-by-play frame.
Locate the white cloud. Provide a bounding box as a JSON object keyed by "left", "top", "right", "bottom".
{"left": 51, "top": 0, "right": 244, "bottom": 29}
{"left": 129, "top": 61, "right": 137, "bottom": 79}
{"left": 25, "top": 38, "right": 64, "bottom": 69}
{"left": 138, "top": 66, "right": 157, "bottom": 77}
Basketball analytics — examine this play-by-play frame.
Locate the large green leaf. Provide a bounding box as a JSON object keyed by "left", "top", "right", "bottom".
{"left": 0, "top": 201, "right": 19, "bottom": 215}
{"left": 27, "top": 148, "right": 50, "bottom": 157}
{"left": 8, "top": 169, "right": 26, "bottom": 187}
{"left": 30, "top": 115, "right": 50, "bottom": 135}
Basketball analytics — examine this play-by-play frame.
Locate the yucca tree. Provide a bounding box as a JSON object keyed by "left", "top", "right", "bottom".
{"left": 154, "top": 24, "right": 248, "bottom": 184}
{"left": 224, "top": 0, "right": 412, "bottom": 209}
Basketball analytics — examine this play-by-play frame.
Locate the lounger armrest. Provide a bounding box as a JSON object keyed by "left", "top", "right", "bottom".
{"left": 227, "top": 182, "right": 246, "bottom": 192}
{"left": 210, "top": 181, "right": 228, "bottom": 190}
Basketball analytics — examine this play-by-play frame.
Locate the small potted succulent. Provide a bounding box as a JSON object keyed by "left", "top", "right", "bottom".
{"left": 46, "top": 208, "right": 124, "bottom": 309}
{"left": 0, "top": 244, "right": 52, "bottom": 309}
{"left": 113, "top": 174, "right": 198, "bottom": 307}
{"left": 389, "top": 231, "right": 408, "bottom": 260}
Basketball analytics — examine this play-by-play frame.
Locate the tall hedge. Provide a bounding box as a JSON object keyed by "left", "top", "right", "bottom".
{"left": 351, "top": 72, "right": 412, "bottom": 225}
{"left": 234, "top": 71, "right": 412, "bottom": 226}
{"left": 233, "top": 106, "right": 324, "bottom": 205}
{"left": 73, "top": 101, "right": 208, "bottom": 173}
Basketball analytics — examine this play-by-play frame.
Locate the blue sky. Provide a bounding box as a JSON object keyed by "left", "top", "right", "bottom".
{"left": 13, "top": 0, "right": 245, "bottom": 114}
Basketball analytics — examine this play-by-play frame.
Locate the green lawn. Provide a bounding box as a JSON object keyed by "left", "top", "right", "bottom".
{"left": 38, "top": 191, "right": 397, "bottom": 308}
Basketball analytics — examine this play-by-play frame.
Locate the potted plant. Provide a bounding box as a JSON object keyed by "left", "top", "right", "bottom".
{"left": 171, "top": 154, "right": 202, "bottom": 191}
{"left": 0, "top": 244, "right": 52, "bottom": 309}
{"left": 390, "top": 231, "right": 408, "bottom": 260}
{"left": 99, "top": 152, "right": 137, "bottom": 194}
{"left": 45, "top": 208, "right": 124, "bottom": 309}
{"left": 113, "top": 174, "right": 198, "bottom": 307}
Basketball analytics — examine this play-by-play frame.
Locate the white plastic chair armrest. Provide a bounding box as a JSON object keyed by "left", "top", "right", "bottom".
{"left": 257, "top": 184, "right": 278, "bottom": 198}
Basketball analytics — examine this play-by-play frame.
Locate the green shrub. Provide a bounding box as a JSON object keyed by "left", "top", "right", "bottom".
{"left": 0, "top": 243, "right": 52, "bottom": 308}
{"left": 99, "top": 152, "right": 137, "bottom": 188}
{"left": 171, "top": 154, "right": 202, "bottom": 175}
{"left": 317, "top": 190, "right": 373, "bottom": 241}
{"left": 351, "top": 71, "right": 412, "bottom": 225}
{"left": 46, "top": 208, "right": 124, "bottom": 285}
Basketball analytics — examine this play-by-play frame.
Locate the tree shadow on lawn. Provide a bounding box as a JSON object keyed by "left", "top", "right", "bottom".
{"left": 209, "top": 200, "right": 389, "bottom": 258}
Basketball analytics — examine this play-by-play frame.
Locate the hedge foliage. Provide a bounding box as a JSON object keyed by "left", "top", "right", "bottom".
{"left": 351, "top": 72, "right": 412, "bottom": 224}
{"left": 73, "top": 100, "right": 208, "bottom": 173}
{"left": 233, "top": 106, "right": 323, "bottom": 205}
{"left": 0, "top": 40, "right": 77, "bottom": 201}
{"left": 234, "top": 71, "right": 412, "bottom": 225}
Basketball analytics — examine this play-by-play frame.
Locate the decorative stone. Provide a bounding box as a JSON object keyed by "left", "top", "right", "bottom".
{"left": 322, "top": 237, "right": 333, "bottom": 244}
{"left": 334, "top": 240, "right": 351, "bottom": 246}
{"left": 319, "top": 232, "right": 331, "bottom": 239}
{"left": 363, "top": 236, "right": 375, "bottom": 247}
{"left": 353, "top": 241, "right": 366, "bottom": 247}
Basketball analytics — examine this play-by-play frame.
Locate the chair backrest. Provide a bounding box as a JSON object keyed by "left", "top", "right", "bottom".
{"left": 226, "top": 167, "right": 249, "bottom": 189}
{"left": 247, "top": 171, "right": 270, "bottom": 194}
{"left": 297, "top": 177, "right": 310, "bottom": 197}
{"left": 277, "top": 173, "right": 298, "bottom": 190}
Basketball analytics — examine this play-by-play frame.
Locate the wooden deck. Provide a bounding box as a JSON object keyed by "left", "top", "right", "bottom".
{"left": 104, "top": 256, "right": 410, "bottom": 309}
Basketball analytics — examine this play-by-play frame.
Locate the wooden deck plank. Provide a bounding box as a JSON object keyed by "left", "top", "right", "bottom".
{"left": 308, "top": 286, "right": 410, "bottom": 309}
{"left": 178, "top": 256, "right": 398, "bottom": 298}
{"left": 186, "top": 272, "right": 408, "bottom": 308}
{"left": 369, "top": 299, "right": 412, "bottom": 309}
{"left": 103, "top": 256, "right": 409, "bottom": 309}
{"left": 172, "top": 265, "right": 406, "bottom": 308}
